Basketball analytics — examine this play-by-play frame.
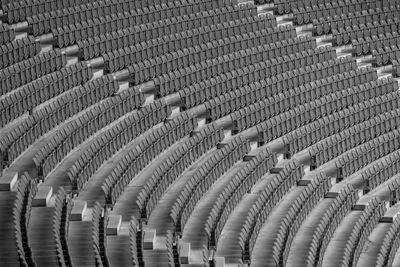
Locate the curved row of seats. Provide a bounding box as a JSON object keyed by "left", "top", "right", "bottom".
{"left": 128, "top": 27, "right": 305, "bottom": 86}
{"left": 0, "top": 62, "right": 92, "bottom": 129}
{"left": 68, "top": 98, "right": 168, "bottom": 191}
{"left": 105, "top": 112, "right": 197, "bottom": 206}
{"left": 139, "top": 123, "right": 225, "bottom": 220}
{"left": 3, "top": 0, "right": 400, "bottom": 266}
{"left": 205, "top": 147, "right": 277, "bottom": 249}
{"left": 239, "top": 161, "right": 304, "bottom": 263}
{"left": 286, "top": 185, "right": 359, "bottom": 267}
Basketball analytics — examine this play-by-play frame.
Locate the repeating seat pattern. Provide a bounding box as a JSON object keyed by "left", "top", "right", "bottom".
{"left": 0, "top": 49, "right": 67, "bottom": 97}
{"left": 79, "top": 13, "right": 276, "bottom": 61}
{"left": 0, "top": 62, "right": 92, "bottom": 129}
{"left": 239, "top": 161, "right": 305, "bottom": 264}
{"left": 372, "top": 43, "right": 400, "bottom": 66}
{"left": 363, "top": 150, "right": 400, "bottom": 194}
{"left": 293, "top": 185, "right": 359, "bottom": 267}
{"left": 3, "top": 0, "right": 400, "bottom": 266}
{"left": 52, "top": 3, "right": 255, "bottom": 48}
{"left": 332, "top": 18, "right": 400, "bottom": 46}
{"left": 68, "top": 95, "right": 167, "bottom": 190}
{"left": 376, "top": 217, "right": 400, "bottom": 267}
{"left": 256, "top": 85, "right": 400, "bottom": 146}
{"left": 334, "top": 198, "right": 386, "bottom": 267}
{"left": 170, "top": 135, "right": 250, "bottom": 235}
{"left": 313, "top": 6, "right": 400, "bottom": 35}
{"left": 352, "top": 32, "right": 400, "bottom": 56}
{"left": 0, "top": 36, "right": 40, "bottom": 70}
{"left": 32, "top": 75, "right": 141, "bottom": 179}
{"left": 197, "top": 56, "right": 356, "bottom": 117}
{"left": 105, "top": 112, "right": 198, "bottom": 205}
{"left": 128, "top": 26, "right": 304, "bottom": 86}
{"left": 0, "top": 23, "right": 15, "bottom": 45}
{"left": 137, "top": 122, "right": 224, "bottom": 220}
{"left": 205, "top": 147, "right": 277, "bottom": 249}
{"left": 154, "top": 46, "right": 335, "bottom": 98}
{"left": 308, "top": 107, "right": 400, "bottom": 171}
{"left": 1, "top": 0, "right": 98, "bottom": 23}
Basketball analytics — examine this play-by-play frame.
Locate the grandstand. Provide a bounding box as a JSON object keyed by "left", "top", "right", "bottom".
{"left": 2, "top": 0, "right": 400, "bottom": 266}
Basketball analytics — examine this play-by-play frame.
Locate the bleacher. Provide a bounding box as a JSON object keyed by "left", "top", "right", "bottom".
{"left": 2, "top": 0, "right": 400, "bottom": 266}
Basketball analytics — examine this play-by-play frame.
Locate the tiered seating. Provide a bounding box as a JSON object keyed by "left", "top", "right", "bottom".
{"left": 363, "top": 150, "right": 400, "bottom": 193}
{"left": 128, "top": 26, "right": 306, "bottom": 86}
{"left": 352, "top": 32, "right": 400, "bottom": 56}
{"left": 274, "top": 0, "right": 384, "bottom": 15}
{"left": 3, "top": 0, "right": 400, "bottom": 266}
{"left": 246, "top": 175, "right": 330, "bottom": 265}
{"left": 198, "top": 56, "right": 356, "bottom": 119}
{"left": 302, "top": 107, "right": 400, "bottom": 168}
{"left": 203, "top": 55, "right": 363, "bottom": 122}
{"left": 25, "top": 0, "right": 232, "bottom": 36}
{"left": 325, "top": 198, "right": 386, "bottom": 267}
{"left": 170, "top": 135, "right": 250, "bottom": 235}
{"left": 68, "top": 93, "right": 168, "bottom": 191}
{"left": 237, "top": 74, "right": 395, "bottom": 138}
{"left": 376, "top": 217, "right": 400, "bottom": 266}
{"left": 79, "top": 13, "right": 276, "bottom": 61}
{"left": 105, "top": 112, "right": 198, "bottom": 205}
{"left": 0, "top": 36, "right": 40, "bottom": 70}
{"left": 32, "top": 76, "right": 144, "bottom": 179}
{"left": 52, "top": 2, "right": 251, "bottom": 48}
{"left": 229, "top": 64, "right": 380, "bottom": 135}
{"left": 137, "top": 122, "right": 224, "bottom": 220}
{"left": 0, "top": 67, "right": 118, "bottom": 167}
{"left": 256, "top": 86, "right": 400, "bottom": 146}
{"left": 1, "top": 0, "right": 98, "bottom": 23}
{"left": 286, "top": 185, "right": 359, "bottom": 267}
{"left": 205, "top": 147, "right": 277, "bottom": 249}
{"left": 154, "top": 46, "right": 335, "bottom": 98}
{"left": 13, "top": 173, "right": 37, "bottom": 267}
{"left": 0, "top": 62, "right": 92, "bottom": 128}
{"left": 239, "top": 161, "right": 305, "bottom": 264}
{"left": 332, "top": 18, "right": 400, "bottom": 46}
{"left": 309, "top": 5, "right": 400, "bottom": 30}
{"left": 372, "top": 43, "right": 400, "bottom": 66}
{"left": 0, "top": 49, "right": 67, "bottom": 96}
{"left": 0, "top": 23, "right": 15, "bottom": 45}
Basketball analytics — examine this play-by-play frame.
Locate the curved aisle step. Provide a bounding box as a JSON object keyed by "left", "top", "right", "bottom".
{"left": 106, "top": 222, "right": 133, "bottom": 267}
{"left": 67, "top": 216, "right": 96, "bottom": 266}
{"left": 28, "top": 206, "right": 59, "bottom": 266}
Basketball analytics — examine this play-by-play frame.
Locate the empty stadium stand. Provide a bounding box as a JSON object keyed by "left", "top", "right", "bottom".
{"left": 2, "top": 0, "right": 400, "bottom": 266}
